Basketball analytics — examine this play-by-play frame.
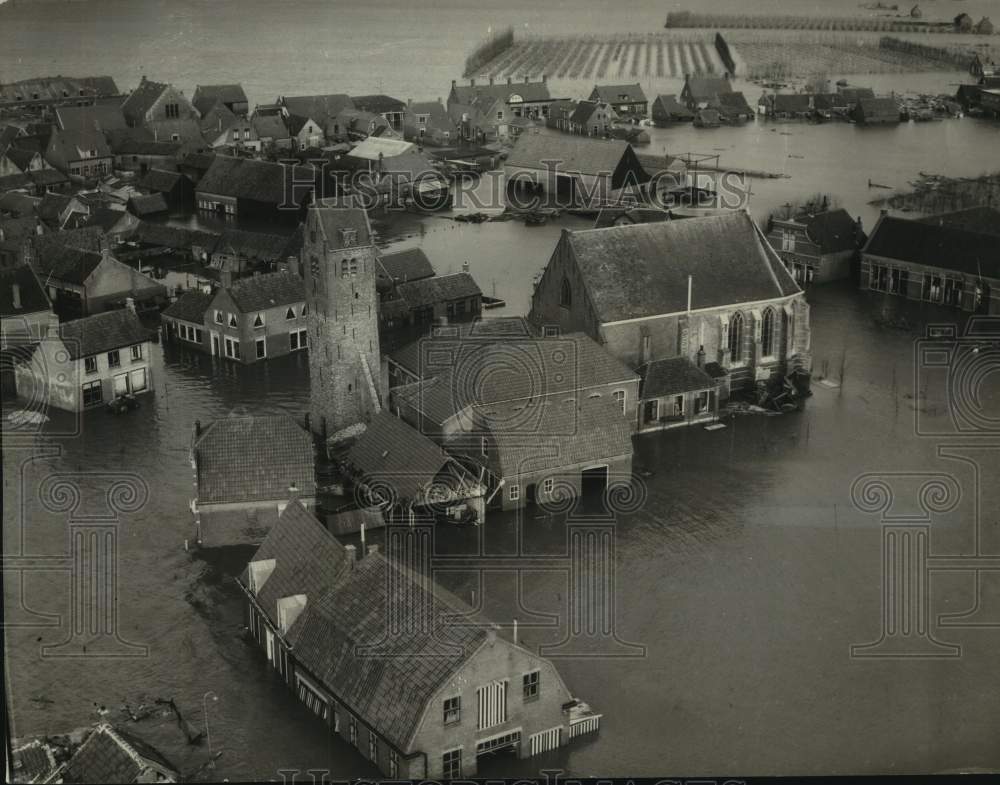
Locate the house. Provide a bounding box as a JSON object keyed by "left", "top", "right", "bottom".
{"left": 328, "top": 108, "right": 396, "bottom": 143}
{"left": 28, "top": 233, "right": 167, "bottom": 319}
{"left": 251, "top": 108, "right": 293, "bottom": 149}
{"left": 176, "top": 150, "right": 216, "bottom": 184}
{"left": 386, "top": 271, "right": 483, "bottom": 333}
{"left": 82, "top": 207, "right": 140, "bottom": 239}
{"left": 715, "top": 91, "right": 754, "bottom": 123}
{"left": 0, "top": 215, "right": 44, "bottom": 268}
{"left": 636, "top": 356, "right": 722, "bottom": 432}
{"left": 44, "top": 127, "right": 113, "bottom": 180}
{"left": 651, "top": 94, "right": 694, "bottom": 125}
{"left": 860, "top": 213, "right": 999, "bottom": 314}
{"left": 192, "top": 83, "right": 250, "bottom": 117}
{"left": 55, "top": 103, "right": 127, "bottom": 135}
{"left": 693, "top": 108, "right": 721, "bottom": 128}
{"left": 528, "top": 211, "right": 810, "bottom": 400}
{"left": 593, "top": 205, "right": 674, "bottom": 229}
{"left": 120, "top": 76, "right": 203, "bottom": 142}
{"left": 503, "top": 134, "right": 648, "bottom": 209}
{"left": 339, "top": 410, "right": 485, "bottom": 519}
{"left": 161, "top": 288, "right": 212, "bottom": 351}
{"left": 403, "top": 100, "right": 458, "bottom": 146}
{"left": 759, "top": 93, "right": 814, "bottom": 120}
{"left": 0, "top": 75, "right": 121, "bottom": 110}
{"left": 199, "top": 101, "right": 260, "bottom": 151}
{"left": 15, "top": 303, "right": 152, "bottom": 411}
{"left": 853, "top": 97, "right": 900, "bottom": 125}
{"left": 766, "top": 208, "right": 865, "bottom": 284}
{"left": 127, "top": 192, "right": 169, "bottom": 217}
{"left": 286, "top": 114, "right": 325, "bottom": 149}
{"left": 351, "top": 94, "right": 408, "bottom": 133}
{"left": 52, "top": 724, "right": 178, "bottom": 784}
{"left": 10, "top": 739, "right": 58, "bottom": 783}
{"left": 191, "top": 413, "right": 316, "bottom": 547}
{"left": 204, "top": 271, "right": 307, "bottom": 362}
{"left": 237, "top": 496, "right": 599, "bottom": 778}
{"left": 36, "top": 192, "right": 89, "bottom": 230}
{"left": 391, "top": 326, "right": 639, "bottom": 509}
{"left": 980, "top": 88, "right": 1000, "bottom": 117}
{"left": 377, "top": 247, "right": 435, "bottom": 288}
{"left": 209, "top": 227, "right": 293, "bottom": 278}
{"left": 680, "top": 75, "right": 733, "bottom": 111}
{"left": 916, "top": 206, "right": 1000, "bottom": 236}
{"left": 0, "top": 264, "right": 57, "bottom": 349}
{"left": 568, "top": 100, "right": 618, "bottom": 137}
{"left": 195, "top": 155, "right": 328, "bottom": 222}
{"left": 588, "top": 83, "right": 648, "bottom": 118}
{"left": 545, "top": 99, "right": 579, "bottom": 133}
{"left": 109, "top": 136, "right": 184, "bottom": 175}
{"left": 137, "top": 168, "right": 195, "bottom": 211}
{"left": 448, "top": 75, "right": 554, "bottom": 123}
{"left": 277, "top": 93, "right": 355, "bottom": 130}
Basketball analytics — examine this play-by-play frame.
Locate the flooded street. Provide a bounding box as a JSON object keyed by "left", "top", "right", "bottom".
{"left": 5, "top": 276, "right": 999, "bottom": 778}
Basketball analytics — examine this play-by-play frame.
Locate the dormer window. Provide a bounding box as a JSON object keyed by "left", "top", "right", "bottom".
{"left": 253, "top": 313, "right": 264, "bottom": 329}
{"left": 341, "top": 228, "right": 357, "bottom": 247}
{"left": 286, "top": 306, "right": 296, "bottom": 320}
{"left": 228, "top": 313, "right": 238, "bottom": 328}
{"left": 214, "top": 310, "right": 223, "bottom": 324}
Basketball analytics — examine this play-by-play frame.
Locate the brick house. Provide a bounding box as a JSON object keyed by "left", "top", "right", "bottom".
{"left": 680, "top": 75, "right": 733, "bottom": 111}
{"left": 192, "top": 84, "right": 250, "bottom": 117}
{"left": 190, "top": 414, "right": 317, "bottom": 547}
{"left": 53, "top": 724, "right": 178, "bottom": 783}
{"left": 121, "top": 76, "right": 203, "bottom": 142}
{"left": 588, "top": 83, "right": 648, "bottom": 119}
{"left": 0, "top": 263, "right": 57, "bottom": 349}
{"left": 528, "top": 211, "right": 810, "bottom": 403}
{"left": 44, "top": 127, "right": 113, "bottom": 181}
{"left": 766, "top": 207, "right": 865, "bottom": 284}
{"left": 196, "top": 155, "right": 327, "bottom": 223}
{"left": 568, "top": 100, "right": 618, "bottom": 137}
{"left": 205, "top": 271, "right": 307, "bottom": 362}
{"left": 237, "top": 499, "right": 601, "bottom": 778}
{"left": 161, "top": 289, "right": 213, "bottom": 351}
{"left": 860, "top": 213, "right": 1000, "bottom": 313}
{"left": 15, "top": 303, "right": 152, "bottom": 412}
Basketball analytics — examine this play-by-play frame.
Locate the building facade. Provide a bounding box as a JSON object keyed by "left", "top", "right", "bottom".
{"left": 766, "top": 208, "right": 865, "bottom": 284}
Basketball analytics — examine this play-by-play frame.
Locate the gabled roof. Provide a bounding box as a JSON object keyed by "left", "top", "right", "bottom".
{"left": 310, "top": 203, "right": 373, "bottom": 250}
{"left": 162, "top": 288, "right": 213, "bottom": 324}
{"left": 638, "top": 356, "right": 717, "bottom": 398}
{"left": 223, "top": 270, "right": 304, "bottom": 312}
{"left": 193, "top": 84, "right": 248, "bottom": 115}
{"left": 251, "top": 112, "right": 290, "bottom": 140}
{"left": 351, "top": 94, "right": 407, "bottom": 114}
{"left": 4, "top": 146, "right": 38, "bottom": 172}
{"left": 652, "top": 94, "right": 694, "bottom": 119}
{"left": 55, "top": 103, "right": 127, "bottom": 133}
{"left": 0, "top": 190, "right": 39, "bottom": 217}
{"left": 34, "top": 245, "right": 103, "bottom": 285}
{"left": 138, "top": 168, "right": 189, "bottom": 194}
{"left": 506, "top": 134, "right": 633, "bottom": 176}
{"left": 864, "top": 215, "right": 1000, "bottom": 279}
{"left": 564, "top": 211, "right": 800, "bottom": 323}
{"left": 684, "top": 75, "right": 733, "bottom": 99}
{"left": 0, "top": 264, "right": 50, "bottom": 316}
{"left": 916, "top": 206, "right": 1000, "bottom": 237}
{"left": 49, "top": 127, "right": 112, "bottom": 161}
{"left": 327, "top": 506, "right": 384, "bottom": 536}
{"left": 591, "top": 83, "right": 648, "bottom": 104}
{"left": 0, "top": 172, "right": 33, "bottom": 194}
{"left": 82, "top": 206, "right": 132, "bottom": 232}
{"left": 57, "top": 723, "right": 176, "bottom": 784}
{"left": 395, "top": 272, "right": 481, "bottom": 308}
{"left": 347, "top": 136, "right": 415, "bottom": 161}
{"left": 343, "top": 411, "right": 451, "bottom": 502}
{"left": 121, "top": 78, "right": 169, "bottom": 125}
{"left": 451, "top": 79, "right": 551, "bottom": 106}
{"left": 213, "top": 228, "right": 291, "bottom": 264}
{"left": 716, "top": 91, "right": 753, "bottom": 116}
{"left": 378, "top": 247, "right": 435, "bottom": 284}
{"left": 194, "top": 414, "right": 315, "bottom": 505}
{"left": 59, "top": 308, "right": 151, "bottom": 360}
{"left": 288, "top": 545, "right": 489, "bottom": 751}
{"left": 130, "top": 221, "right": 219, "bottom": 250}
{"left": 838, "top": 87, "right": 875, "bottom": 103}
{"left": 770, "top": 93, "right": 812, "bottom": 113}
{"left": 793, "top": 208, "right": 862, "bottom": 254}
{"left": 0, "top": 75, "right": 119, "bottom": 104}
{"left": 857, "top": 97, "right": 899, "bottom": 119}
{"left": 127, "top": 192, "right": 168, "bottom": 216}
{"left": 279, "top": 94, "right": 355, "bottom": 125}
{"left": 243, "top": 499, "right": 351, "bottom": 623}
{"left": 197, "top": 155, "right": 321, "bottom": 206}
{"left": 569, "top": 100, "right": 605, "bottom": 126}
{"left": 199, "top": 100, "right": 240, "bottom": 135}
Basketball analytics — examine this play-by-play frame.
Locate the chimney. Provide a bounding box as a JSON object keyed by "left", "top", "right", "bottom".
{"left": 125, "top": 297, "right": 136, "bottom": 314}
{"left": 507, "top": 76, "right": 512, "bottom": 86}
{"left": 288, "top": 481, "right": 300, "bottom": 501}
{"left": 542, "top": 73, "right": 547, "bottom": 83}
{"left": 470, "top": 78, "right": 476, "bottom": 87}
{"left": 462, "top": 260, "right": 470, "bottom": 273}
{"left": 696, "top": 345, "right": 705, "bottom": 368}
{"left": 11, "top": 283, "right": 21, "bottom": 310}
{"left": 344, "top": 544, "right": 357, "bottom": 566}
{"left": 880, "top": 208, "right": 888, "bottom": 217}
{"left": 366, "top": 544, "right": 379, "bottom": 556}
{"left": 195, "top": 419, "right": 202, "bottom": 437}
{"left": 407, "top": 98, "right": 412, "bottom": 107}
{"left": 489, "top": 75, "right": 495, "bottom": 86}
{"left": 524, "top": 74, "right": 529, "bottom": 84}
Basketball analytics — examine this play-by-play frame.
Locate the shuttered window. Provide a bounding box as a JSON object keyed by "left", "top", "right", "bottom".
{"left": 476, "top": 680, "right": 507, "bottom": 730}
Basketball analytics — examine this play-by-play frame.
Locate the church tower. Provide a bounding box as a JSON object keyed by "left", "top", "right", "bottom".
{"left": 302, "top": 204, "right": 382, "bottom": 440}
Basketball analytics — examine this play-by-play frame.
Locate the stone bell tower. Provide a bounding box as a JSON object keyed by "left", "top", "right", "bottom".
{"left": 302, "top": 204, "right": 382, "bottom": 440}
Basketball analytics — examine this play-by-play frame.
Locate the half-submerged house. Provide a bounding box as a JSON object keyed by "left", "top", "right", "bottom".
{"left": 237, "top": 498, "right": 601, "bottom": 779}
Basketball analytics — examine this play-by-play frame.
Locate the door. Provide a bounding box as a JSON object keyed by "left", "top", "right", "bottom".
{"left": 525, "top": 483, "right": 536, "bottom": 505}
{"left": 581, "top": 465, "right": 608, "bottom": 497}
{"left": 211, "top": 332, "right": 220, "bottom": 356}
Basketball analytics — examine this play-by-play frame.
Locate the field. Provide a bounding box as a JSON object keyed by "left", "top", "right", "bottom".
{"left": 465, "top": 31, "right": 975, "bottom": 82}
{"left": 664, "top": 11, "right": 992, "bottom": 35}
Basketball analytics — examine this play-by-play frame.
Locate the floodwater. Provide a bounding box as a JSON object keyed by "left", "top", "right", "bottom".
{"left": 4, "top": 0, "right": 1000, "bottom": 778}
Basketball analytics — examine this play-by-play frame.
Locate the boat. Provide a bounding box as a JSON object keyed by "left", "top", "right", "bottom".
{"left": 482, "top": 295, "right": 506, "bottom": 310}
{"left": 454, "top": 212, "right": 490, "bottom": 223}
{"left": 106, "top": 394, "right": 140, "bottom": 415}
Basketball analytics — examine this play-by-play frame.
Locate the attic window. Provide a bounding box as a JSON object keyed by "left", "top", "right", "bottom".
{"left": 341, "top": 228, "right": 357, "bottom": 247}
{"left": 228, "top": 313, "right": 238, "bottom": 328}
{"left": 286, "top": 306, "right": 296, "bottom": 320}
{"left": 253, "top": 313, "right": 264, "bottom": 328}
{"left": 560, "top": 277, "right": 572, "bottom": 308}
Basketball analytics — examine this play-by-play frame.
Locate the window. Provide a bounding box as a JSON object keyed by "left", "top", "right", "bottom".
{"left": 694, "top": 390, "right": 710, "bottom": 415}
{"left": 728, "top": 312, "right": 744, "bottom": 364}
{"left": 560, "top": 277, "right": 572, "bottom": 308}
{"left": 760, "top": 307, "right": 775, "bottom": 358}
{"left": 443, "top": 749, "right": 462, "bottom": 780}
{"left": 228, "top": 313, "right": 238, "bottom": 328}
{"left": 389, "top": 750, "right": 398, "bottom": 778}
{"left": 444, "top": 695, "right": 461, "bottom": 725}
{"left": 509, "top": 484, "right": 520, "bottom": 501}
{"left": 644, "top": 398, "right": 658, "bottom": 423}
{"left": 543, "top": 477, "right": 554, "bottom": 494}
{"left": 523, "top": 670, "right": 540, "bottom": 700}
{"left": 253, "top": 313, "right": 264, "bottom": 329}
{"left": 481, "top": 437, "right": 488, "bottom": 457}
{"left": 165, "top": 102, "right": 179, "bottom": 119}
{"left": 673, "top": 394, "right": 685, "bottom": 416}
{"left": 225, "top": 337, "right": 241, "bottom": 359}
{"left": 543, "top": 325, "right": 560, "bottom": 337}
{"left": 340, "top": 258, "right": 359, "bottom": 278}
{"left": 368, "top": 731, "right": 378, "bottom": 761}
{"left": 131, "top": 344, "right": 142, "bottom": 361}
{"left": 82, "top": 380, "right": 102, "bottom": 407}
{"left": 214, "top": 309, "right": 223, "bottom": 324}
{"left": 84, "top": 356, "right": 97, "bottom": 374}
{"left": 129, "top": 368, "right": 147, "bottom": 393}
{"left": 286, "top": 306, "right": 296, "bottom": 320}
{"left": 255, "top": 338, "right": 266, "bottom": 359}
{"left": 612, "top": 389, "right": 626, "bottom": 415}
{"left": 349, "top": 717, "right": 358, "bottom": 746}
{"left": 290, "top": 329, "right": 307, "bottom": 351}
{"left": 301, "top": 303, "right": 308, "bottom": 316}
{"left": 107, "top": 350, "right": 120, "bottom": 369}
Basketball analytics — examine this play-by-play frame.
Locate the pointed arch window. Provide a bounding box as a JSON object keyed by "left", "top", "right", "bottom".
{"left": 560, "top": 277, "right": 572, "bottom": 308}
{"left": 760, "top": 307, "right": 775, "bottom": 357}
{"left": 286, "top": 306, "right": 296, "bottom": 320}
{"left": 728, "top": 312, "right": 744, "bottom": 364}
